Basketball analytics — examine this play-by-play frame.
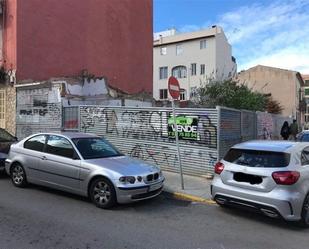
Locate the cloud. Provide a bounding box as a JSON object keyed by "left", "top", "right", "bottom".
{"left": 177, "top": 0, "right": 309, "bottom": 74}
{"left": 218, "top": 0, "right": 309, "bottom": 74}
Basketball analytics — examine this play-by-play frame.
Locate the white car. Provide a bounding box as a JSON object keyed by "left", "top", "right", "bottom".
{"left": 211, "top": 140, "right": 309, "bottom": 226}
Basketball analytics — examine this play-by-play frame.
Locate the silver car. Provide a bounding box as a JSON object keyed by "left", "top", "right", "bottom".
{"left": 5, "top": 132, "right": 164, "bottom": 208}
{"left": 211, "top": 141, "right": 309, "bottom": 227}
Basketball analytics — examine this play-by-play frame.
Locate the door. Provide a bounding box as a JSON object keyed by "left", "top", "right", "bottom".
{"left": 23, "top": 134, "right": 47, "bottom": 179}
{"left": 38, "top": 135, "right": 81, "bottom": 190}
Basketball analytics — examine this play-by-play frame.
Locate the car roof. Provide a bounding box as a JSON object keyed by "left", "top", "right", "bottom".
{"left": 33, "top": 132, "right": 100, "bottom": 139}
{"left": 232, "top": 140, "right": 308, "bottom": 153}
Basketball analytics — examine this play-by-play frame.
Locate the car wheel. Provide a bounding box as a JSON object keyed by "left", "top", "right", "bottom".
{"left": 299, "top": 194, "right": 309, "bottom": 227}
{"left": 89, "top": 177, "right": 116, "bottom": 209}
{"left": 10, "top": 163, "right": 28, "bottom": 188}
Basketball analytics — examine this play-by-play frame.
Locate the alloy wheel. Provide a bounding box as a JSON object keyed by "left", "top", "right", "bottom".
{"left": 93, "top": 181, "right": 111, "bottom": 205}
{"left": 12, "top": 165, "right": 25, "bottom": 185}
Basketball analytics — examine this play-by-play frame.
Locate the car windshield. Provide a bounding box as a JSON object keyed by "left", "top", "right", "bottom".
{"left": 72, "top": 137, "right": 123, "bottom": 160}
{"left": 224, "top": 148, "right": 290, "bottom": 168}
{"left": 0, "top": 129, "right": 16, "bottom": 142}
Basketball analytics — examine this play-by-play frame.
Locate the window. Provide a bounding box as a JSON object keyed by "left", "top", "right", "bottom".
{"left": 224, "top": 149, "right": 290, "bottom": 168}
{"left": 304, "top": 88, "right": 309, "bottom": 96}
{"left": 160, "top": 47, "right": 167, "bottom": 55}
{"left": 0, "top": 90, "right": 5, "bottom": 128}
{"left": 180, "top": 89, "right": 186, "bottom": 101}
{"left": 24, "top": 135, "right": 46, "bottom": 152}
{"left": 172, "top": 66, "right": 187, "bottom": 78}
{"left": 191, "top": 63, "right": 196, "bottom": 76}
{"left": 200, "top": 40, "right": 207, "bottom": 49}
{"left": 200, "top": 64, "right": 205, "bottom": 75}
{"left": 159, "top": 89, "right": 168, "bottom": 100}
{"left": 301, "top": 147, "right": 309, "bottom": 165}
{"left": 73, "top": 138, "right": 123, "bottom": 160}
{"left": 46, "top": 135, "right": 75, "bottom": 158}
{"left": 305, "top": 80, "right": 309, "bottom": 85}
{"left": 159, "top": 67, "right": 168, "bottom": 79}
{"left": 176, "top": 44, "right": 183, "bottom": 55}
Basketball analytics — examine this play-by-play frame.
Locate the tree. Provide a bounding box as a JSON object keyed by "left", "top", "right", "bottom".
{"left": 194, "top": 78, "right": 267, "bottom": 112}
{"left": 265, "top": 96, "right": 283, "bottom": 114}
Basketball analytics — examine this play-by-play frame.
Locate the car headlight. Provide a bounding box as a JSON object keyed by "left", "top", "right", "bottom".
{"left": 119, "top": 176, "right": 136, "bottom": 184}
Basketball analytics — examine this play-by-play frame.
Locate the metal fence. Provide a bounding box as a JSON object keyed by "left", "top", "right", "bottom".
{"left": 15, "top": 102, "right": 291, "bottom": 176}
{"left": 60, "top": 105, "right": 292, "bottom": 176}
{"left": 77, "top": 106, "right": 219, "bottom": 176}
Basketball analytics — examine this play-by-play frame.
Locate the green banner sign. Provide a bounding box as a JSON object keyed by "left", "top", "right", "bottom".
{"left": 168, "top": 115, "right": 199, "bottom": 140}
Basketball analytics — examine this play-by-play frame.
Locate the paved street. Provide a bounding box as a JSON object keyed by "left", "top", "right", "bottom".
{"left": 0, "top": 175, "right": 307, "bottom": 249}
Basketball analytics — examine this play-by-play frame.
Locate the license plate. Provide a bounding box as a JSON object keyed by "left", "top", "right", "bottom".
{"left": 149, "top": 182, "right": 162, "bottom": 192}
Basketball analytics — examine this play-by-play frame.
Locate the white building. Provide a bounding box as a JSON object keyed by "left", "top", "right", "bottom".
{"left": 153, "top": 26, "right": 237, "bottom": 101}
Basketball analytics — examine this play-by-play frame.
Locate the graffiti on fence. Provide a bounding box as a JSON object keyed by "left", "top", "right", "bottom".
{"left": 80, "top": 107, "right": 217, "bottom": 147}
{"left": 121, "top": 110, "right": 164, "bottom": 140}
{"left": 129, "top": 142, "right": 217, "bottom": 170}
{"left": 257, "top": 112, "right": 273, "bottom": 139}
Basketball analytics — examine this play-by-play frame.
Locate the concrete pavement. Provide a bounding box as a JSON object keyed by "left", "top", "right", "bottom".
{"left": 162, "top": 170, "right": 215, "bottom": 204}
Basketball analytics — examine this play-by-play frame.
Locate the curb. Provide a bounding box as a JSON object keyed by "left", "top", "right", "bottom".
{"left": 163, "top": 191, "right": 216, "bottom": 205}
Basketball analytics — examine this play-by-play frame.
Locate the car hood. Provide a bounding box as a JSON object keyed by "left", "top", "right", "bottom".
{"left": 84, "top": 156, "right": 159, "bottom": 176}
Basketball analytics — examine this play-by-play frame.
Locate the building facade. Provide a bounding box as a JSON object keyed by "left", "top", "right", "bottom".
{"left": 237, "top": 65, "right": 305, "bottom": 124}
{"left": 302, "top": 75, "right": 309, "bottom": 127}
{"left": 153, "top": 26, "right": 237, "bottom": 101}
{"left": 0, "top": 0, "right": 153, "bottom": 135}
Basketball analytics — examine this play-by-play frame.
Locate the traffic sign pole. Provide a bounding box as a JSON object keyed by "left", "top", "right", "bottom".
{"left": 172, "top": 99, "right": 184, "bottom": 190}
{"left": 168, "top": 76, "right": 184, "bottom": 190}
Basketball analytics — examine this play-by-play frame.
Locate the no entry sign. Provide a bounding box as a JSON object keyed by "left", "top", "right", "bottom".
{"left": 168, "top": 76, "right": 180, "bottom": 100}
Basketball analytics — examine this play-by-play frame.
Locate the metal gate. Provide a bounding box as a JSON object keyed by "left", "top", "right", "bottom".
{"left": 77, "top": 106, "right": 219, "bottom": 176}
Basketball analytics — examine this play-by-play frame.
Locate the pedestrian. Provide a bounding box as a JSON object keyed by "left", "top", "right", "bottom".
{"left": 280, "top": 121, "right": 290, "bottom": 140}
{"left": 289, "top": 119, "right": 299, "bottom": 141}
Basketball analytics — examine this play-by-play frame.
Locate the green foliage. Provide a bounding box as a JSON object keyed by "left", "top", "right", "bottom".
{"left": 195, "top": 79, "right": 267, "bottom": 111}
{"left": 265, "top": 96, "right": 283, "bottom": 114}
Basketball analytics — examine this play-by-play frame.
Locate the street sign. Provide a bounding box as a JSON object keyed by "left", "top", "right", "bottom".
{"left": 168, "top": 76, "right": 180, "bottom": 100}
{"left": 168, "top": 76, "right": 184, "bottom": 190}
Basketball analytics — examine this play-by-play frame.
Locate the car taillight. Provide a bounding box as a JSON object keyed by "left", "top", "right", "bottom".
{"left": 214, "top": 162, "right": 224, "bottom": 174}
{"left": 272, "top": 171, "right": 300, "bottom": 185}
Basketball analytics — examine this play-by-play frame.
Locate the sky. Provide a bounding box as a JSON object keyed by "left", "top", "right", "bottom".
{"left": 154, "top": 0, "right": 309, "bottom": 74}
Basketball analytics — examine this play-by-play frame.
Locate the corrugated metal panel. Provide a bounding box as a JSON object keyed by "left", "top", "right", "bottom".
{"left": 219, "top": 107, "right": 242, "bottom": 159}
{"left": 16, "top": 86, "right": 62, "bottom": 139}
{"left": 78, "top": 106, "right": 218, "bottom": 176}
{"left": 241, "top": 110, "right": 256, "bottom": 142}
{"left": 16, "top": 103, "right": 62, "bottom": 139}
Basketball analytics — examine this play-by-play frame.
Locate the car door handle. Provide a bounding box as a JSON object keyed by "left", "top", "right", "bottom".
{"left": 41, "top": 156, "right": 47, "bottom": 160}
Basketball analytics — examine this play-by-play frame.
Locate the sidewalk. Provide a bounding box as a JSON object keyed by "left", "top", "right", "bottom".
{"left": 162, "top": 170, "right": 215, "bottom": 204}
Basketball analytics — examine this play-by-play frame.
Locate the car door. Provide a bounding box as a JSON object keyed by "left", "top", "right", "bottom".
{"left": 38, "top": 135, "right": 81, "bottom": 190}
{"left": 22, "top": 134, "right": 47, "bottom": 180}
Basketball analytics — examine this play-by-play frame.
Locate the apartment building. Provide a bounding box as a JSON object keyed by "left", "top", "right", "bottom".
{"left": 153, "top": 26, "right": 236, "bottom": 101}
{"left": 237, "top": 65, "right": 305, "bottom": 124}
